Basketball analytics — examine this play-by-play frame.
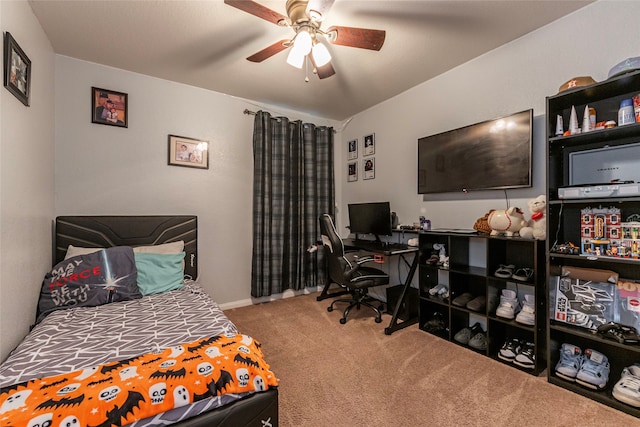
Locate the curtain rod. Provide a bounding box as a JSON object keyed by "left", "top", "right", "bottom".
{"left": 243, "top": 108, "right": 336, "bottom": 133}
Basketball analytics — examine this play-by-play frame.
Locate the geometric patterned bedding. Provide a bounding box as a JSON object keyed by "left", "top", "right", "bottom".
{"left": 0, "top": 281, "right": 273, "bottom": 426}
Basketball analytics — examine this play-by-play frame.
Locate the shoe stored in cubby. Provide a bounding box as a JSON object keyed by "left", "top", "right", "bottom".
{"left": 419, "top": 231, "right": 546, "bottom": 375}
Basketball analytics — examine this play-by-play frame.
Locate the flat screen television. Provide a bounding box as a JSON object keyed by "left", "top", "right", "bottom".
{"left": 418, "top": 109, "right": 533, "bottom": 194}
{"left": 348, "top": 202, "right": 392, "bottom": 242}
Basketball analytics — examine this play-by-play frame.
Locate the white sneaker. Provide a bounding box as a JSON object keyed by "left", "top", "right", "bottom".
{"left": 515, "top": 294, "right": 535, "bottom": 326}
{"left": 496, "top": 289, "right": 518, "bottom": 319}
{"left": 428, "top": 283, "right": 448, "bottom": 296}
{"left": 613, "top": 364, "right": 640, "bottom": 407}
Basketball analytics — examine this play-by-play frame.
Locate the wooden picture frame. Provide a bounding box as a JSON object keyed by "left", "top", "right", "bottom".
{"left": 92, "top": 87, "right": 128, "bottom": 127}
{"left": 168, "top": 134, "right": 209, "bottom": 170}
{"left": 363, "top": 133, "right": 375, "bottom": 156}
{"left": 3, "top": 32, "right": 31, "bottom": 106}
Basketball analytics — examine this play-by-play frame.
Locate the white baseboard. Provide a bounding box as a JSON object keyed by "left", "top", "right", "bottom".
{"left": 218, "top": 286, "right": 324, "bottom": 310}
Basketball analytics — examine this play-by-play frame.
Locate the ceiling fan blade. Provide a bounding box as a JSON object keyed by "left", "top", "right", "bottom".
{"left": 306, "top": 0, "right": 335, "bottom": 21}
{"left": 246, "top": 40, "right": 290, "bottom": 62}
{"left": 309, "top": 55, "right": 336, "bottom": 79}
{"left": 325, "top": 26, "right": 385, "bottom": 51}
{"left": 224, "top": 0, "right": 288, "bottom": 25}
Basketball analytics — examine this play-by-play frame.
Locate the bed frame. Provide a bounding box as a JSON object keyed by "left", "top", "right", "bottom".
{"left": 53, "top": 215, "right": 279, "bottom": 427}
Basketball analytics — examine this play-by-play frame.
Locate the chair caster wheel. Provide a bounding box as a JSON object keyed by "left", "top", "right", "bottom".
{"left": 327, "top": 307, "right": 333, "bottom": 312}
{"left": 375, "top": 317, "right": 382, "bottom": 323}
{"left": 339, "top": 318, "right": 347, "bottom": 324}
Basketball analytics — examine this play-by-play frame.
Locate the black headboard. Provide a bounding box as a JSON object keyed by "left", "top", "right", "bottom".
{"left": 55, "top": 216, "right": 198, "bottom": 279}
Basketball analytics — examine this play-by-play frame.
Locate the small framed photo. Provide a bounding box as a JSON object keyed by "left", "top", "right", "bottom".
{"left": 348, "top": 161, "right": 358, "bottom": 182}
{"left": 3, "top": 32, "right": 31, "bottom": 106}
{"left": 363, "top": 133, "right": 375, "bottom": 156}
{"left": 347, "top": 139, "right": 358, "bottom": 160}
{"left": 92, "top": 87, "right": 128, "bottom": 128}
{"left": 364, "top": 157, "right": 375, "bottom": 180}
{"left": 168, "top": 134, "right": 209, "bottom": 170}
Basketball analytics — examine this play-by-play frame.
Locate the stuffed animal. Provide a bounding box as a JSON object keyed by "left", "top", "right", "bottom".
{"left": 487, "top": 206, "right": 527, "bottom": 237}
{"left": 519, "top": 195, "right": 547, "bottom": 240}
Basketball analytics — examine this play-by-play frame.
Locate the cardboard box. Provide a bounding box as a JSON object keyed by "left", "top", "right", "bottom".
{"left": 616, "top": 278, "right": 640, "bottom": 333}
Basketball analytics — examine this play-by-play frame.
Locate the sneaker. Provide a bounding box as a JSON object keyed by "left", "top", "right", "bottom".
{"left": 428, "top": 283, "right": 449, "bottom": 298}
{"left": 555, "top": 343, "right": 583, "bottom": 382}
{"left": 453, "top": 322, "right": 482, "bottom": 345}
{"left": 498, "top": 338, "right": 521, "bottom": 362}
{"left": 514, "top": 341, "right": 536, "bottom": 369}
{"left": 515, "top": 294, "right": 535, "bottom": 326}
{"left": 468, "top": 331, "right": 487, "bottom": 351}
{"left": 496, "top": 289, "right": 518, "bottom": 319}
{"left": 575, "top": 349, "right": 610, "bottom": 390}
{"left": 613, "top": 364, "right": 640, "bottom": 407}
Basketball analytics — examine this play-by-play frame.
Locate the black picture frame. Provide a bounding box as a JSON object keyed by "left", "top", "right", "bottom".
{"left": 3, "top": 32, "right": 31, "bottom": 107}
{"left": 92, "top": 87, "right": 128, "bottom": 128}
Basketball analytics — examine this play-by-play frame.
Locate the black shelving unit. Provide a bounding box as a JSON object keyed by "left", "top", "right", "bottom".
{"left": 418, "top": 232, "right": 546, "bottom": 375}
{"left": 546, "top": 70, "right": 640, "bottom": 417}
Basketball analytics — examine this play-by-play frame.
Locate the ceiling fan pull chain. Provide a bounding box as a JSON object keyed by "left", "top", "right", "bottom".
{"left": 305, "top": 56, "right": 310, "bottom": 83}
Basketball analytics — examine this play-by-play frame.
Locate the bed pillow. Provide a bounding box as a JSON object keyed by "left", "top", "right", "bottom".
{"left": 65, "top": 241, "right": 184, "bottom": 259}
{"left": 37, "top": 246, "right": 141, "bottom": 323}
{"left": 134, "top": 252, "right": 185, "bottom": 296}
{"left": 133, "top": 241, "right": 184, "bottom": 254}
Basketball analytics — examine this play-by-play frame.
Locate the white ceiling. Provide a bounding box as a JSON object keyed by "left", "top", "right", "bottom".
{"left": 28, "top": 0, "right": 592, "bottom": 121}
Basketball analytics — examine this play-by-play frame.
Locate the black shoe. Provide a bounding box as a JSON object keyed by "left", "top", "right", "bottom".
{"left": 498, "top": 338, "right": 522, "bottom": 362}
{"left": 597, "top": 322, "right": 640, "bottom": 345}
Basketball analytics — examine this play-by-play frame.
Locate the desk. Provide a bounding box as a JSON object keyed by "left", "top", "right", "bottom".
{"left": 328, "top": 238, "right": 420, "bottom": 335}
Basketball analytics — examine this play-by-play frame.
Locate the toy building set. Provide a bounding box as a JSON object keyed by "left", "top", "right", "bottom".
{"left": 580, "top": 207, "right": 640, "bottom": 259}
{"left": 552, "top": 266, "right": 640, "bottom": 334}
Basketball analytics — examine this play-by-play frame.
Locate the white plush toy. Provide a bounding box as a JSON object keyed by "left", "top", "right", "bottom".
{"left": 519, "top": 195, "right": 546, "bottom": 240}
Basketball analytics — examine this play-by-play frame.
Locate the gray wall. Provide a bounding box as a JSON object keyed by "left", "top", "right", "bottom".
{"left": 0, "top": 0, "right": 55, "bottom": 361}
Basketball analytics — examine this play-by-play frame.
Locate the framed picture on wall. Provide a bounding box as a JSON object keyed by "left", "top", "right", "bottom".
{"left": 348, "top": 139, "right": 358, "bottom": 160}
{"left": 168, "top": 134, "right": 209, "bottom": 170}
{"left": 364, "top": 157, "right": 375, "bottom": 180}
{"left": 3, "top": 32, "right": 31, "bottom": 107}
{"left": 348, "top": 161, "right": 358, "bottom": 182}
{"left": 91, "top": 87, "right": 128, "bottom": 128}
{"left": 363, "top": 133, "right": 375, "bottom": 156}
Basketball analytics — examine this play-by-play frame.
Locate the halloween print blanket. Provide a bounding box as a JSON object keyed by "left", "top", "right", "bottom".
{"left": 0, "top": 334, "right": 278, "bottom": 427}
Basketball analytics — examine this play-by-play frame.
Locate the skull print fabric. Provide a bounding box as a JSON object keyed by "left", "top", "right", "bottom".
{"left": 0, "top": 334, "right": 278, "bottom": 426}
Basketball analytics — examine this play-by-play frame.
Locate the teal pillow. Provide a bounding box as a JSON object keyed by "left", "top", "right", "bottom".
{"left": 134, "top": 252, "right": 185, "bottom": 296}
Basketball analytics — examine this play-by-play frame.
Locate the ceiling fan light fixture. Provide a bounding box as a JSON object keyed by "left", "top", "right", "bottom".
{"left": 286, "top": 45, "right": 306, "bottom": 69}
{"left": 312, "top": 42, "right": 331, "bottom": 66}
{"left": 293, "top": 27, "right": 312, "bottom": 55}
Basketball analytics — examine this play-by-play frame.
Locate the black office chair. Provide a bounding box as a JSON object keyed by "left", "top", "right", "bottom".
{"left": 319, "top": 214, "right": 389, "bottom": 324}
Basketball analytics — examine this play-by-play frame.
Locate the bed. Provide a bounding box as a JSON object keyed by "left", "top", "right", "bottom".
{"left": 0, "top": 215, "right": 278, "bottom": 426}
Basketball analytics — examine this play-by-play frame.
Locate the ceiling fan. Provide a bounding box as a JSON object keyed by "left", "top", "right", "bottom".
{"left": 224, "top": 0, "right": 386, "bottom": 80}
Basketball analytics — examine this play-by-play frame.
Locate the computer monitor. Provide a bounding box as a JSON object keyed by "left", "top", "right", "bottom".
{"left": 348, "top": 202, "right": 393, "bottom": 242}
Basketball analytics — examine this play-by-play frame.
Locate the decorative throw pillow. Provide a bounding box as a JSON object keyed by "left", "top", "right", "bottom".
{"left": 134, "top": 252, "right": 186, "bottom": 296}
{"left": 37, "top": 246, "right": 141, "bottom": 323}
{"left": 64, "top": 241, "right": 184, "bottom": 259}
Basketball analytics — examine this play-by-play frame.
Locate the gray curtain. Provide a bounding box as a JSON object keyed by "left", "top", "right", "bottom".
{"left": 251, "top": 111, "right": 334, "bottom": 298}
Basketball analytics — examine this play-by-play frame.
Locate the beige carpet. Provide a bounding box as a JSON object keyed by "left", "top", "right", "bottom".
{"left": 225, "top": 293, "right": 637, "bottom": 426}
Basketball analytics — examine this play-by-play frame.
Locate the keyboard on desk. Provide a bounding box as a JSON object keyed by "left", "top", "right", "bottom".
{"left": 354, "top": 241, "right": 411, "bottom": 253}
